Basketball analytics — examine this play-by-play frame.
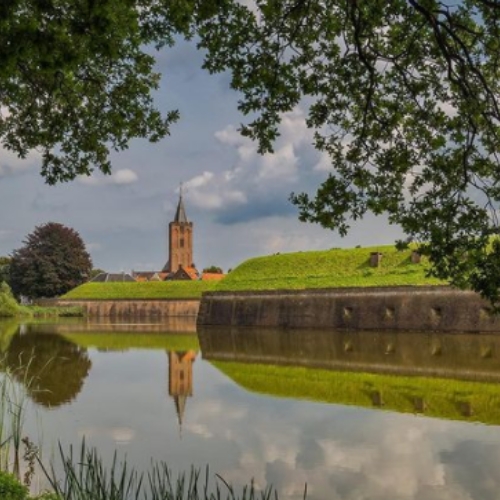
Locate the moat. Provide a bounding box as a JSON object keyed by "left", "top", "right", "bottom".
{"left": 1, "top": 317, "right": 500, "bottom": 499}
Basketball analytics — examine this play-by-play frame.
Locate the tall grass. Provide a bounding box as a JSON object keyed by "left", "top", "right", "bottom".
{"left": 0, "top": 357, "right": 34, "bottom": 477}
{"left": 39, "top": 441, "right": 291, "bottom": 500}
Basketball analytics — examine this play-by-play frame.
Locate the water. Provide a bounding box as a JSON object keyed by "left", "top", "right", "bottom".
{"left": 2, "top": 318, "right": 500, "bottom": 499}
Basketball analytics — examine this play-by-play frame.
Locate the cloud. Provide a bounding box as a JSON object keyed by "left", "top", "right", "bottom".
{"left": 184, "top": 171, "right": 247, "bottom": 210}
{"left": 86, "top": 242, "right": 102, "bottom": 252}
{"left": 183, "top": 108, "right": 327, "bottom": 225}
{"left": 0, "top": 229, "right": 13, "bottom": 241}
{"left": 78, "top": 169, "right": 139, "bottom": 186}
{"left": 0, "top": 147, "right": 41, "bottom": 178}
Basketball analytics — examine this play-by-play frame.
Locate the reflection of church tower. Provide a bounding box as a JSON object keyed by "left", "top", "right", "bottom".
{"left": 168, "top": 350, "right": 196, "bottom": 428}
{"left": 164, "top": 191, "right": 193, "bottom": 273}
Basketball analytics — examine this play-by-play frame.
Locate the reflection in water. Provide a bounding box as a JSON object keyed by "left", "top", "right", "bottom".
{"left": 168, "top": 351, "right": 196, "bottom": 430}
{"left": 4, "top": 327, "right": 91, "bottom": 407}
{"left": 199, "top": 326, "right": 500, "bottom": 424}
{"left": 198, "top": 326, "right": 500, "bottom": 380}
{"left": 4, "top": 319, "right": 500, "bottom": 499}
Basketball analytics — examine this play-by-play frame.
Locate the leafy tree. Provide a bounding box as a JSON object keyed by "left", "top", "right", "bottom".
{"left": 198, "top": 1, "right": 500, "bottom": 304}
{"left": 0, "top": 256, "right": 11, "bottom": 284}
{"left": 0, "top": 282, "right": 19, "bottom": 318}
{"left": 89, "top": 268, "right": 106, "bottom": 280}
{"left": 4, "top": 1, "right": 500, "bottom": 301}
{"left": 202, "top": 265, "right": 223, "bottom": 274}
{"left": 9, "top": 223, "right": 92, "bottom": 299}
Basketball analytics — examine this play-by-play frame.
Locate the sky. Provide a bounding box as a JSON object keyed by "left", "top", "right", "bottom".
{"left": 0, "top": 39, "right": 404, "bottom": 274}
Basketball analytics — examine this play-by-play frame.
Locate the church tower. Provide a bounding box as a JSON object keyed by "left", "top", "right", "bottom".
{"left": 168, "top": 350, "right": 196, "bottom": 429}
{"left": 165, "top": 191, "right": 193, "bottom": 273}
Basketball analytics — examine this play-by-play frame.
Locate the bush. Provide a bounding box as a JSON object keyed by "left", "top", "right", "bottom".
{"left": 0, "top": 282, "right": 20, "bottom": 317}
{"left": 0, "top": 470, "right": 28, "bottom": 500}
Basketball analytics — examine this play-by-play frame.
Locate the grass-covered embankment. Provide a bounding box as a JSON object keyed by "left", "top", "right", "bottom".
{"left": 62, "top": 280, "right": 218, "bottom": 300}
{"left": 213, "top": 360, "right": 500, "bottom": 425}
{"left": 0, "top": 283, "right": 84, "bottom": 318}
{"left": 62, "top": 332, "right": 199, "bottom": 351}
{"left": 216, "top": 245, "right": 445, "bottom": 292}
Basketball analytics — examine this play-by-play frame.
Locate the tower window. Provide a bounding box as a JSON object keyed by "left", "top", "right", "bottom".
{"left": 180, "top": 238, "right": 184, "bottom": 248}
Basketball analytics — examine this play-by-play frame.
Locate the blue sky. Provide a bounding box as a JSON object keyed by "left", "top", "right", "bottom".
{"left": 0, "top": 39, "right": 403, "bottom": 273}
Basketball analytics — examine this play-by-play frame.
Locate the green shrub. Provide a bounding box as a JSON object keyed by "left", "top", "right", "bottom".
{"left": 0, "top": 282, "right": 20, "bottom": 317}
{"left": 0, "top": 470, "right": 28, "bottom": 500}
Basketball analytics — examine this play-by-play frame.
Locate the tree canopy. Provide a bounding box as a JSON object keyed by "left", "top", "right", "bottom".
{"left": 0, "top": 257, "right": 10, "bottom": 284}
{"left": 9, "top": 222, "right": 92, "bottom": 298}
{"left": 4, "top": 1, "right": 500, "bottom": 301}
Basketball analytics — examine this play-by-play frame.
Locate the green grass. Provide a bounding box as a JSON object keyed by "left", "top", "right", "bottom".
{"left": 212, "top": 360, "right": 500, "bottom": 425}
{"left": 62, "top": 281, "right": 218, "bottom": 300}
{"left": 215, "top": 245, "right": 445, "bottom": 292}
{"left": 62, "top": 333, "right": 200, "bottom": 351}
{"left": 18, "top": 306, "right": 84, "bottom": 318}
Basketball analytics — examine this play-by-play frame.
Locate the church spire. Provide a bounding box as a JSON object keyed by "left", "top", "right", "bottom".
{"left": 174, "top": 184, "right": 188, "bottom": 223}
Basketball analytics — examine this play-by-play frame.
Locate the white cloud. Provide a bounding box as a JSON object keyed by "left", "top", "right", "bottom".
{"left": 183, "top": 108, "right": 325, "bottom": 223}
{"left": 184, "top": 171, "right": 247, "bottom": 210}
{"left": 0, "top": 229, "right": 13, "bottom": 241}
{"left": 0, "top": 147, "right": 41, "bottom": 178}
{"left": 86, "top": 242, "right": 102, "bottom": 252}
{"left": 78, "top": 168, "right": 138, "bottom": 186}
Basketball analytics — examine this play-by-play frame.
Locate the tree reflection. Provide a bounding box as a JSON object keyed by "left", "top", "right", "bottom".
{"left": 4, "top": 332, "right": 91, "bottom": 407}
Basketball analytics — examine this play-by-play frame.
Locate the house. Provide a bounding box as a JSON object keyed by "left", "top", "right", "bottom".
{"left": 90, "top": 272, "right": 136, "bottom": 282}
{"left": 201, "top": 272, "right": 225, "bottom": 282}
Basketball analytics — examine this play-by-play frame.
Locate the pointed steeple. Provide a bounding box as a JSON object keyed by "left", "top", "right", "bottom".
{"left": 174, "top": 185, "right": 188, "bottom": 223}
{"left": 174, "top": 394, "right": 187, "bottom": 428}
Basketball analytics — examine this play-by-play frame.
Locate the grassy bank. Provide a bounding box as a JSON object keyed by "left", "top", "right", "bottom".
{"left": 18, "top": 306, "right": 84, "bottom": 318}
{"left": 0, "top": 283, "right": 84, "bottom": 319}
{"left": 62, "top": 332, "right": 199, "bottom": 351}
{"left": 212, "top": 360, "right": 500, "bottom": 425}
{"left": 215, "top": 245, "right": 445, "bottom": 292}
{"left": 62, "top": 281, "right": 218, "bottom": 300}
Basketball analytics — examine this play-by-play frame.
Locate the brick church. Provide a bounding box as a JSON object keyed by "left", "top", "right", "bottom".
{"left": 132, "top": 192, "right": 223, "bottom": 282}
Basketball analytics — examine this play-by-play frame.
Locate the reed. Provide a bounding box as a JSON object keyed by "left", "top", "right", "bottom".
{"left": 39, "top": 441, "right": 292, "bottom": 500}
{"left": 0, "top": 361, "right": 32, "bottom": 475}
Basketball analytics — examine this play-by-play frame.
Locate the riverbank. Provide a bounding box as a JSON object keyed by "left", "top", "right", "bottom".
{"left": 0, "top": 283, "right": 84, "bottom": 319}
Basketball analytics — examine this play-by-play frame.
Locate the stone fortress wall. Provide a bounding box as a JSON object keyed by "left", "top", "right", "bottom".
{"left": 59, "top": 286, "right": 500, "bottom": 333}
{"left": 197, "top": 286, "right": 500, "bottom": 333}
{"left": 58, "top": 299, "right": 199, "bottom": 320}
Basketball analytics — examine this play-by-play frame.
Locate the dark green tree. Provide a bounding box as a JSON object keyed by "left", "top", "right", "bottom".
{"left": 0, "top": 257, "right": 10, "bottom": 284}
{"left": 4, "top": 1, "right": 500, "bottom": 302}
{"left": 202, "top": 265, "right": 223, "bottom": 274}
{"left": 89, "top": 268, "right": 106, "bottom": 280}
{"left": 9, "top": 223, "right": 92, "bottom": 299}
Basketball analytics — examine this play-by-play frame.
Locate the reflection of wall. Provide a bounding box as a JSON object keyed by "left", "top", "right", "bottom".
{"left": 200, "top": 327, "right": 500, "bottom": 424}
{"left": 198, "top": 327, "right": 500, "bottom": 382}
{"left": 199, "top": 287, "right": 500, "bottom": 332}
{"left": 168, "top": 350, "right": 196, "bottom": 426}
{"left": 57, "top": 299, "right": 200, "bottom": 319}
